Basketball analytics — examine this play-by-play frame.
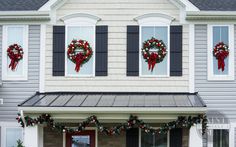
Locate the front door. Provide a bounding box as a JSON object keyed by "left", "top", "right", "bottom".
{"left": 66, "top": 130, "right": 96, "bottom": 147}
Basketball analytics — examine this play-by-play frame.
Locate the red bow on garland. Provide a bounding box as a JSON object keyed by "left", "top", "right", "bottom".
{"left": 148, "top": 53, "right": 158, "bottom": 71}
{"left": 216, "top": 51, "right": 229, "bottom": 71}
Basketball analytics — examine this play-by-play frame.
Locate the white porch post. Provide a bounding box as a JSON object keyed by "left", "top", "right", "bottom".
{"left": 24, "top": 125, "right": 43, "bottom": 147}
{"left": 189, "top": 124, "right": 203, "bottom": 147}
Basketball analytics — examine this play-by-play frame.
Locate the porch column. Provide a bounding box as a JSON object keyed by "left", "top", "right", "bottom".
{"left": 189, "top": 124, "right": 203, "bottom": 147}
{"left": 24, "top": 125, "right": 43, "bottom": 147}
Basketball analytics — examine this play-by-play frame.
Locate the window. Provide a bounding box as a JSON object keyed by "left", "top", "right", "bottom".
{"left": 208, "top": 25, "right": 234, "bottom": 81}
{"left": 140, "top": 26, "right": 169, "bottom": 77}
{"left": 2, "top": 25, "right": 28, "bottom": 80}
{"left": 61, "top": 14, "right": 100, "bottom": 77}
{"left": 213, "top": 130, "right": 229, "bottom": 147}
{"left": 66, "top": 130, "right": 96, "bottom": 147}
{"left": 0, "top": 125, "right": 23, "bottom": 147}
{"left": 65, "top": 25, "right": 95, "bottom": 77}
{"left": 207, "top": 124, "right": 234, "bottom": 147}
{"left": 140, "top": 130, "right": 169, "bottom": 147}
{"left": 6, "top": 128, "right": 23, "bottom": 147}
{"left": 135, "top": 13, "right": 174, "bottom": 77}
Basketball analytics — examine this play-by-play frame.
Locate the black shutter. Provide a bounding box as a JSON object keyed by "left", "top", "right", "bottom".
{"left": 126, "top": 128, "right": 139, "bottom": 147}
{"left": 127, "top": 26, "right": 139, "bottom": 76}
{"left": 96, "top": 26, "right": 108, "bottom": 76}
{"left": 170, "top": 128, "right": 182, "bottom": 147}
{"left": 53, "top": 26, "right": 65, "bottom": 76}
{"left": 170, "top": 26, "right": 182, "bottom": 76}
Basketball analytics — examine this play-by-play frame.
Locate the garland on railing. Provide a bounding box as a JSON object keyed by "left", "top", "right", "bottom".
{"left": 16, "top": 114, "right": 207, "bottom": 135}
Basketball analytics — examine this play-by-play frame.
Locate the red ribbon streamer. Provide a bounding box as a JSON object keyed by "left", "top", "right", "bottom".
{"left": 8, "top": 54, "right": 19, "bottom": 70}
{"left": 148, "top": 53, "right": 158, "bottom": 71}
{"left": 74, "top": 53, "right": 85, "bottom": 72}
{"left": 216, "top": 51, "right": 228, "bottom": 71}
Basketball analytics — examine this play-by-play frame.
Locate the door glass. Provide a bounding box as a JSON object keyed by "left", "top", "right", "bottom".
{"left": 72, "top": 135, "right": 90, "bottom": 147}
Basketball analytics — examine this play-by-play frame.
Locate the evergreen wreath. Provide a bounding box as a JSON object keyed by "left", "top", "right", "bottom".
{"left": 141, "top": 37, "right": 167, "bottom": 71}
{"left": 67, "top": 39, "right": 93, "bottom": 72}
{"left": 213, "top": 42, "right": 229, "bottom": 72}
{"left": 7, "top": 44, "right": 23, "bottom": 70}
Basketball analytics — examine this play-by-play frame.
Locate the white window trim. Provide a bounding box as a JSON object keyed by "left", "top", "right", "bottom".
{"left": 0, "top": 122, "right": 24, "bottom": 147}
{"left": 136, "top": 14, "right": 173, "bottom": 78}
{"left": 63, "top": 15, "right": 98, "bottom": 77}
{"left": 63, "top": 127, "right": 98, "bottom": 147}
{"left": 207, "top": 124, "right": 233, "bottom": 147}
{"left": 2, "top": 25, "right": 28, "bottom": 81}
{"left": 139, "top": 128, "right": 170, "bottom": 147}
{"left": 207, "top": 25, "right": 235, "bottom": 81}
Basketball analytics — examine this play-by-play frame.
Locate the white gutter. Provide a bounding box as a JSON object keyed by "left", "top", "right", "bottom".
{"left": 0, "top": 11, "right": 50, "bottom": 21}
{"left": 18, "top": 107, "right": 207, "bottom": 114}
{"left": 186, "top": 11, "right": 236, "bottom": 20}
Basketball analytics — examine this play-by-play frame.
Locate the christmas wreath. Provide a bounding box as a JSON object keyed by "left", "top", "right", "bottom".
{"left": 213, "top": 42, "right": 229, "bottom": 71}
{"left": 67, "top": 39, "right": 93, "bottom": 72}
{"left": 141, "top": 37, "right": 167, "bottom": 71}
{"left": 7, "top": 44, "right": 24, "bottom": 70}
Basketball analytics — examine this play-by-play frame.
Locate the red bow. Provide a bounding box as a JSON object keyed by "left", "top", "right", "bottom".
{"left": 74, "top": 53, "right": 85, "bottom": 72}
{"left": 148, "top": 53, "right": 158, "bottom": 71}
{"left": 216, "top": 51, "right": 228, "bottom": 71}
{"left": 8, "top": 53, "right": 20, "bottom": 70}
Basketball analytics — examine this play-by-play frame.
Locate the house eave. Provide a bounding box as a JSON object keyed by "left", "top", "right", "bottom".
{"left": 0, "top": 11, "right": 50, "bottom": 21}
{"left": 186, "top": 11, "right": 236, "bottom": 20}
{"left": 18, "top": 107, "right": 207, "bottom": 114}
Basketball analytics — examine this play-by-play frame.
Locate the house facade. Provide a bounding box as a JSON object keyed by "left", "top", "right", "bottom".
{"left": 0, "top": 0, "right": 235, "bottom": 147}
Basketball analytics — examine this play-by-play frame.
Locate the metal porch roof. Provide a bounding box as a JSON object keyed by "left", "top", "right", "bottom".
{"left": 19, "top": 92, "right": 206, "bottom": 108}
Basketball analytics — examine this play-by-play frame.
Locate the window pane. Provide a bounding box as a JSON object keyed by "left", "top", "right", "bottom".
{"left": 212, "top": 26, "right": 229, "bottom": 75}
{"left": 72, "top": 135, "right": 90, "bottom": 147}
{"left": 154, "top": 133, "right": 168, "bottom": 147}
{"left": 141, "top": 26, "right": 168, "bottom": 76}
{"left": 6, "top": 128, "right": 23, "bottom": 147}
{"left": 7, "top": 27, "right": 24, "bottom": 76}
{"left": 66, "top": 26, "right": 94, "bottom": 76}
{"left": 141, "top": 130, "right": 167, "bottom": 147}
{"left": 213, "top": 130, "right": 229, "bottom": 147}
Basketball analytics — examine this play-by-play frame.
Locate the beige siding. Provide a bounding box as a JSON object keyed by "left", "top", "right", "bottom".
{"left": 44, "top": 0, "right": 189, "bottom": 92}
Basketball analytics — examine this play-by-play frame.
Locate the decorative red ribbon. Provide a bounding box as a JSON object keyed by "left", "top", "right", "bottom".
{"left": 148, "top": 53, "right": 158, "bottom": 71}
{"left": 216, "top": 51, "right": 228, "bottom": 71}
{"left": 74, "top": 53, "right": 85, "bottom": 72}
{"left": 8, "top": 54, "right": 19, "bottom": 70}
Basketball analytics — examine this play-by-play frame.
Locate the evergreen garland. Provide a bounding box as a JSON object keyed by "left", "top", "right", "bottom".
{"left": 16, "top": 113, "right": 207, "bottom": 135}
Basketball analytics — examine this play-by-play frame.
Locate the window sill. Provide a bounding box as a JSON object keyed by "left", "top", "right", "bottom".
{"left": 207, "top": 75, "right": 235, "bottom": 81}
{"left": 139, "top": 75, "right": 170, "bottom": 78}
{"left": 65, "top": 74, "right": 95, "bottom": 78}
{"left": 2, "top": 76, "right": 28, "bottom": 81}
